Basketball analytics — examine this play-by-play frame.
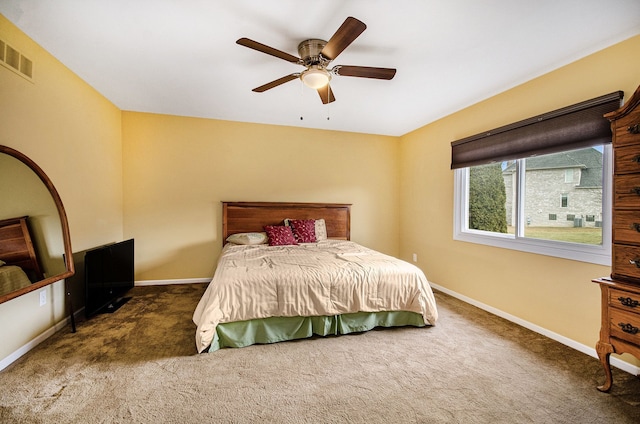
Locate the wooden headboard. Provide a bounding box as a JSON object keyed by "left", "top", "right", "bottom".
{"left": 0, "top": 216, "right": 43, "bottom": 282}
{"left": 222, "top": 202, "right": 351, "bottom": 243}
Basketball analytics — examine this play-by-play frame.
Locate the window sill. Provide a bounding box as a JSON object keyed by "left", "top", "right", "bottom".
{"left": 453, "top": 230, "right": 611, "bottom": 266}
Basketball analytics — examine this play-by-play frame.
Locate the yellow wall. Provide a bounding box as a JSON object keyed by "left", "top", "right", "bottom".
{"left": 399, "top": 34, "right": 640, "bottom": 367}
{"left": 0, "top": 15, "right": 123, "bottom": 361}
{"left": 121, "top": 112, "right": 400, "bottom": 280}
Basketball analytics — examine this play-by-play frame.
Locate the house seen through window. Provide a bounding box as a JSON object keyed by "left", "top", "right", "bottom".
{"left": 468, "top": 147, "right": 604, "bottom": 245}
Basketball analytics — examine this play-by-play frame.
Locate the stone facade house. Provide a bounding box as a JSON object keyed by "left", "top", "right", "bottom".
{"left": 503, "top": 147, "right": 603, "bottom": 228}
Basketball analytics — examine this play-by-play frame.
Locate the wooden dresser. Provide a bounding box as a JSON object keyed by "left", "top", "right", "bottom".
{"left": 594, "top": 84, "right": 640, "bottom": 392}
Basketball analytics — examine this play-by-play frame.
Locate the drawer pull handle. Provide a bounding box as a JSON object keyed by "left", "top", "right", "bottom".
{"left": 633, "top": 155, "right": 640, "bottom": 163}
{"left": 629, "top": 259, "right": 640, "bottom": 267}
{"left": 618, "top": 296, "right": 640, "bottom": 308}
{"left": 632, "top": 187, "right": 640, "bottom": 196}
{"left": 629, "top": 124, "right": 640, "bottom": 134}
{"left": 618, "top": 322, "right": 639, "bottom": 335}
{"left": 632, "top": 223, "right": 640, "bottom": 232}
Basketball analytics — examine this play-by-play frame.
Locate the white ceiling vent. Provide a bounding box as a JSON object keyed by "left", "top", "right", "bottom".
{"left": 0, "top": 39, "right": 33, "bottom": 80}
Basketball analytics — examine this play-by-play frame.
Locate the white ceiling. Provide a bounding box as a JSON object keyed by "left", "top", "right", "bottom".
{"left": 2, "top": 1, "right": 640, "bottom": 136}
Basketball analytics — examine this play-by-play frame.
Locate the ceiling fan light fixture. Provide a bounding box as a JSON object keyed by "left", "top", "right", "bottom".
{"left": 301, "top": 66, "right": 331, "bottom": 89}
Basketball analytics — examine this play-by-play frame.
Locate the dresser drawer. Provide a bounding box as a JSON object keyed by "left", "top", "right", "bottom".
{"left": 608, "top": 287, "right": 640, "bottom": 311}
{"left": 615, "top": 144, "right": 640, "bottom": 174}
{"left": 613, "top": 210, "right": 640, "bottom": 244}
{"left": 612, "top": 108, "right": 640, "bottom": 147}
{"left": 612, "top": 244, "right": 640, "bottom": 281}
{"left": 609, "top": 307, "right": 640, "bottom": 345}
{"left": 614, "top": 174, "right": 640, "bottom": 208}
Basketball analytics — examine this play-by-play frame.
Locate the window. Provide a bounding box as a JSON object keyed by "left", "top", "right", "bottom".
{"left": 454, "top": 146, "right": 611, "bottom": 264}
{"left": 565, "top": 169, "right": 575, "bottom": 183}
{"left": 451, "top": 92, "right": 622, "bottom": 265}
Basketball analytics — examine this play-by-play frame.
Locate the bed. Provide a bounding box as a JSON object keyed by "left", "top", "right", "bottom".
{"left": 0, "top": 216, "right": 43, "bottom": 295}
{"left": 193, "top": 202, "right": 438, "bottom": 353}
{"left": 0, "top": 261, "right": 32, "bottom": 294}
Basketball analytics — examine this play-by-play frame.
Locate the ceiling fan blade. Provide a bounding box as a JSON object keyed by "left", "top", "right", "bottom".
{"left": 320, "top": 17, "right": 366, "bottom": 61}
{"left": 334, "top": 65, "right": 396, "bottom": 80}
{"left": 252, "top": 74, "right": 299, "bottom": 92}
{"left": 237, "top": 38, "right": 300, "bottom": 63}
{"left": 317, "top": 85, "right": 336, "bottom": 104}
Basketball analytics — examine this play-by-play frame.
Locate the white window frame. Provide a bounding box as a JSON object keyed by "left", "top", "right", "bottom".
{"left": 453, "top": 145, "right": 612, "bottom": 266}
{"left": 564, "top": 168, "right": 578, "bottom": 183}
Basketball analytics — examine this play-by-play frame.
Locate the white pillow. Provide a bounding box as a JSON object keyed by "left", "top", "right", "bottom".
{"left": 314, "top": 219, "right": 328, "bottom": 241}
{"left": 226, "top": 232, "right": 268, "bottom": 245}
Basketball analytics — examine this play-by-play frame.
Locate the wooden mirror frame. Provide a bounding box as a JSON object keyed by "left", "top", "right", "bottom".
{"left": 0, "top": 145, "right": 74, "bottom": 304}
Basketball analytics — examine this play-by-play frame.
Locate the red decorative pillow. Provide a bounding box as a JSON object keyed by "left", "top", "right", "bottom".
{"left": 264, "top": 225, "right": 298, "bottom": 246}
{"left": 289, "top": 219, "right": 317, "bottom": 243}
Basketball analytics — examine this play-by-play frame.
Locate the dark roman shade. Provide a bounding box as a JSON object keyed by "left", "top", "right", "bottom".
{"left": 450, "top": 91, "right": 623, "bottom": 169}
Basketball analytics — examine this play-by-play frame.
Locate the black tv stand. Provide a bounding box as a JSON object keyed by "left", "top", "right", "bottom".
{"left": 101, "top": 296, "right": 132, "bottom": 314}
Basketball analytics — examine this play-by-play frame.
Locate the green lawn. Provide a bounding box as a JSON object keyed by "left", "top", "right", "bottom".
{"left": 507, "top": 226, "right": 602, "bottom": 245}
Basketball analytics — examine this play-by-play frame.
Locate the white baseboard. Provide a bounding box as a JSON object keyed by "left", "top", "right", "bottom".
{"left": 0, "top": 278, "right": 211, "bottom": 371}
{"left": 135, "top": 277, "right": 210, "bottom": 286}
{"left": 430, "top": 282, "right": 640, "bottom": 376}
{"left": 0, "top": 306, "right": 83, "bottom": 372}
{"left": 0, "top": 325, "right": 58, "bottom": 372}
{"left": 0, "top": 278, "right": 207, "bottom": 371}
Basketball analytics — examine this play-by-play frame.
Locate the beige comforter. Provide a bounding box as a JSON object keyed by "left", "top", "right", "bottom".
{"left": 0, "top": 265, "right": 31, "bottom": 295}
{"left": 193, "top": 240, "right": 438, "bottom": 352}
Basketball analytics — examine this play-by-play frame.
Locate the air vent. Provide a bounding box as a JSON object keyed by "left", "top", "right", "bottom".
{"left": 6, "top": 45, "right": 20, "bottom": 69}
{"left": 20, "top": 56, "right": 32, "bottom": 78}
{"left": 0, "top": 39, "right": 33, "bottom": 80}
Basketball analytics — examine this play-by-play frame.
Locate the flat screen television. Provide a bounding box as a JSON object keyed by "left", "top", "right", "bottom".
{"left": 78, "top": 239, "right": 135, "bottom": 318}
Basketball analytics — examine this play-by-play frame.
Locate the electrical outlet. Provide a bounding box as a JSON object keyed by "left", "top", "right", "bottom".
{"left": 39, "top": 290, "right": 46, "bottom": 306}
{"left": 412, "top": 253, "right": 418, "bottom": 262}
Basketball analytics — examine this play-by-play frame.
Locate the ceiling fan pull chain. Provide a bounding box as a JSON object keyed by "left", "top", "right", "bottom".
{"left": 326, "top": 84, "right": 330, "bottom": 121}
{"left": 300, "top": 80, "right": 304, "bottom": 120}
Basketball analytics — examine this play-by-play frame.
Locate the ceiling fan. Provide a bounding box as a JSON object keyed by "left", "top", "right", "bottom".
{"left": 237, "top": 17, "right": 396, "bottom": 104}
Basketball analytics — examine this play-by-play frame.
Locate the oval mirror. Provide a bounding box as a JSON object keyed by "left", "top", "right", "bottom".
{"left": 0, "top": 145, "right": 74, "bottom": 304}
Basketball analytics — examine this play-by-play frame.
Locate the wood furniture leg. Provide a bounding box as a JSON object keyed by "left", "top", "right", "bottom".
{"left": 596, "top": 341, "right": 613, "bottom": 392}
{"left": 65, "top": 278, "right": 76, "bottom": 333}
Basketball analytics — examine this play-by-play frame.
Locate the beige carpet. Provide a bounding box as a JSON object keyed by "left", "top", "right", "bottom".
{"left": 1, "top": 283, "right": 639, "bottom": 423}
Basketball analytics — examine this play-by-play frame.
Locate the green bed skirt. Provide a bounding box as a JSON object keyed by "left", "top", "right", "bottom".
{"left": 208, "top": 311, "right": 426, "bottom": 352}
